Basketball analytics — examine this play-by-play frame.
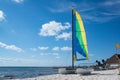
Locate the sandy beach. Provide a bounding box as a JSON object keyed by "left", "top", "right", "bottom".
{"left": 14, "top": 69, "right": 120, "bottom": 80}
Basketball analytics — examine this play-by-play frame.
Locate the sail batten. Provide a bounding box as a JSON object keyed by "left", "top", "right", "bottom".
{"left": 73, "top": 10, "right": 88, "bottom": 61}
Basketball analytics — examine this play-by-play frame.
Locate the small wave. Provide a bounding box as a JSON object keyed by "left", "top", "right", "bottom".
{"left": 0, "top": 67, "right": 58, "bottom": 79}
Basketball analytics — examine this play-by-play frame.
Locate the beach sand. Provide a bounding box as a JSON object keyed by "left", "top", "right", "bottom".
{"left": 14, "top": 69, "right": 120, "bottom": 80}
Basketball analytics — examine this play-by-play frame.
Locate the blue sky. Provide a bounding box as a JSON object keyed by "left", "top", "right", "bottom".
{"left": 0, "top": 0, "right": 120, "bottom": 66}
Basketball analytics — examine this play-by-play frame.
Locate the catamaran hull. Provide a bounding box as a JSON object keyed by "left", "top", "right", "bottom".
{"left": 76, "top": 68, "right": 93, "bottom": 74}
{"left": 58, "top": 68, "right": 75, "bottom": 74}
{"left": 58, "top": 68, "right": 93, "bottom": 74}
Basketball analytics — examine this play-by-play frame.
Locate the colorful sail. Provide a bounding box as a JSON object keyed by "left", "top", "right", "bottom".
{"left": 73, "top": 10, "right": 88, "bottom": 61}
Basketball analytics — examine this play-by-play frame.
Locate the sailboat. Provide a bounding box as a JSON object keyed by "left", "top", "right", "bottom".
{"left": 59, "top": 7, "right": 93, "bottom": 74}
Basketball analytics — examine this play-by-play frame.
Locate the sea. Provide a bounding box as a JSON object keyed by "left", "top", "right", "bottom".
{"left": 0, "top": 67, "right": 58, "bottom": 80}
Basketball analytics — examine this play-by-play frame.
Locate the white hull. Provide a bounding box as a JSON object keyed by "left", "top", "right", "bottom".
{"left": 58, "top": 68, "right": 75, "bottom": 74}
{"left": 58, "top": 68, "right": 93, "bottom": 74}
{"left": 76, "top": 68, "right": 93, "bottom": 74}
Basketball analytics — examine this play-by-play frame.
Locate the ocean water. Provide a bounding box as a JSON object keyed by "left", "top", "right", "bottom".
{"left": 0, "top": 67, "right": 58, "bottom": 79}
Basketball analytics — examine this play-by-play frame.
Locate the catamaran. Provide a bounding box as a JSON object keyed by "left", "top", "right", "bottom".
{"left": 59, "top": 7, "right": 93, "bottom": 74}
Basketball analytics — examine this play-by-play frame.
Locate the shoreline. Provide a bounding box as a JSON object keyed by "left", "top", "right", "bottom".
{"left": 13, "top": 69, "right": 120, "bottom": 80}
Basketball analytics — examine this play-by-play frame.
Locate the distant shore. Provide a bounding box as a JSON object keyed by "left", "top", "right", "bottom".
{"left": 14, "top": 69, "right": 120, "bottom": 80}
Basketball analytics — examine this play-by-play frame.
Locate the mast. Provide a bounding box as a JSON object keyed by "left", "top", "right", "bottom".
{"left": 72, "top": 6, "right": 74, "bottom": 68}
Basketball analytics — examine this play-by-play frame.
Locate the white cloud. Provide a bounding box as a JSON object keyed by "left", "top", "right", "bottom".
{"left": 39, "top": 52, "right": 60, "bottom": 59}
{"left": 53, "top": 53, "right": 59, "bottom": 56}
{"left": 56, "top": 32, "right": 71, "bottom": 40}
{"left": 0, "top": 10, "right": 5, "bottom": 22}
{"left": 30, "top": 48, "right": 37, "bottom": 51}
{"left": 39, "top": 52, "right": 61, "bottom": 60}
{"left": 0, "top": 42, "right": 23, "bottom": 52}
{"left": 52, "top": 47, "right": 60, "bottom": 51}
{"left": 5, "top": 45, "right": 23, "bottom": 52}
{"left": 61, "top": 46, "right": 72, "bottom": 51}
{"left": 53, "top": 53, "right": 60, "bottom": 59}
{"left": 40, "top": 53, "right": 49, "bottom": 56}
{"left": 39, "top": 21, "right": 71, "bottom": 37}
{"left": 40, "top": 53, "right": 52, "bottom": 56}
{"left": 38, "top": 46, "right": 49, "bottom": 50}
{"left": 12, "top": 0, "right": 24, "bottom": 3}
{"left": 52, "top": 46, "right": 72, "bottom": 51}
